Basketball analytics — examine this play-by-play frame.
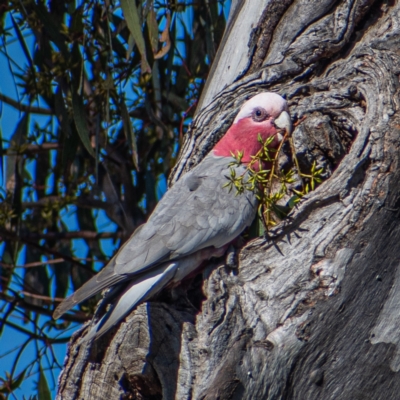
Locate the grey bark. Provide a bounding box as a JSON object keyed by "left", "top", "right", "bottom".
{"left": 56, "top": 0, "right": 400, "bottom": 399}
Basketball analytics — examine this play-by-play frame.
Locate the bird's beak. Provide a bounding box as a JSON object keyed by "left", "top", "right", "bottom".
{"left": 274, "top": 111, "right": 292, "bottom": 140}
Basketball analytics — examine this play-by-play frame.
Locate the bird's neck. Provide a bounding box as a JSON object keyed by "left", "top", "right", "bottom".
{"left": 213, "top": 118, "right": 278, "bottom": 164}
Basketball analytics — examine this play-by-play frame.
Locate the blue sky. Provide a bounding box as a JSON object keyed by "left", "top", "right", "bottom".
{"left": 0, "top": 14, "right": 74, "bottom": 396}
{"left": 0, "top": 2, "right": 232, "bottom": 397}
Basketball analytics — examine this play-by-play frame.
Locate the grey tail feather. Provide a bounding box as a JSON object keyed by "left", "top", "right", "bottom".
{"left": 53, "top": 262, "right": 126, "bottom": 320}
{"left": 83, "top": 262, "right": 177, "bottom": 342}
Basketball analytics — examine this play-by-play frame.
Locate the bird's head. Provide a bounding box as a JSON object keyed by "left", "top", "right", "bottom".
{"left": 213, "top": 92, "right": 292, "bottom": 163}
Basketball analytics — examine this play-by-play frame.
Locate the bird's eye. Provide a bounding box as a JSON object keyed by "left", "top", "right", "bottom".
{"left": 252, "top": 108, "right": 268, "bottom": 122}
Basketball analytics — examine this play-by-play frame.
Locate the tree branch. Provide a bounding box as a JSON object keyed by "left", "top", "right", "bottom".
{"left": 5, "top": 143, "right": 60, "bottom": 154}
{"left": 18, "top": 291, "right": 65, "bottom": 303}
{"left": 0, "top": 257, "right": 106, "bottom": 269}
{"left": 0, "top": 92, "right": 53, "bottom": 115}
{"left": 0, "top": 291, "right": 88, "bottom": 323}
{"left": 22, "top": 197, "right": 114, "bottom": 211}
{"left": 23, "top": 231, "right": 124, "bottom": 240}
{"left": 0, "top": 229, "right": 96, "bottom": 274}
{"left": 1, "top": 319, "right": 72, "bottom": 344}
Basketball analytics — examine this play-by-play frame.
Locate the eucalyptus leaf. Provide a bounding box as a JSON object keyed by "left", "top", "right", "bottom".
{"left": 71, "top": 89, "right": 95, "bottom": 158}
{"left": 120, "top": 0, "right": 151, "bottom": 72}
{"left": 37, "top": 368, "right": 51, "bottom": 400}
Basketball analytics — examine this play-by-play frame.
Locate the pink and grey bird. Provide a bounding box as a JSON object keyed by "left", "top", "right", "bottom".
{"left": 53, "top": 92, "right": 292, "bottom": 340}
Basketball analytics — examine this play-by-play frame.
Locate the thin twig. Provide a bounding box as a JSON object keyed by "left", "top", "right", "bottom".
{"left": 0, "top": 93, "right": 53, "bottom": 115}
{"left": 5, "top": 143, "right": 60, "bottom": 154}
{"left": 18, "top": 291, "right": 66, "bottom": 303}
{"left": 0, "top": 319, "right": 71, "bottom": 344}
{"left": 0, "top": 229, "right": 95, "bottom": 273}
{"left": 0, "top": 292, "right": 88, "bottom": 322}
{"left": 22, "top": 197, "right": 112, "bottom": 210}
{"left": 265, "top": 131, "right": 289, "bottom": 226}
{"left": 0, "top": 257, "right": 106, "bottom": 269}
{"left": 22, "top": 230, "right": 124, "bottom": 240}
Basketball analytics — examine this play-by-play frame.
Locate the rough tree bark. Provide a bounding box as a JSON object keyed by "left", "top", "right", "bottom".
{"left": 57, "top": 1, "right": 400, "bottom": 399}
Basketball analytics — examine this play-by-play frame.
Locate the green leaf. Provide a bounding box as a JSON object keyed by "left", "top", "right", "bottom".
{"left": 30, "top": 2, "right": 69, "bottom": 57}
{"left": 71, "top": 42, "right": 84, "bottom": 97}
{"left": 71, "top": 89, "right": 95, "bottom": 158}
{"left": 120, "top": 0, "right": 151, "bottom": 73}
{"left": 257, "top": 217, "right": 266, "bottom": 236}
{"left": 0, "top": 368, "right": 27, "bottom": 393}
{"left": 69, "top": 5, "right": 84, "bottom": 35}
{"left": 292, "top": 189, "right": 304, "bottom": 197}
{"left": 37, "top": 367, "right": 51, "bottom": 400}
{"left": 54, "top": 88, "right": 77, "bottom": 170}
{"left": 10, "top": 14, "right": 35, "bottom": 75}
{"left": 126, "top": 34, "right": 136, "bottom": 60}
{"left": 120, "top": 98, "right": 139, "bottom": 170}
{"left": 68, "top": 41, "right": 94, "bottom": 157}
{"left": 288, "top": 195, "right": 301, "bottom": 208}
{"left": 147, "top": 9, "right": 159, "bottom": 53}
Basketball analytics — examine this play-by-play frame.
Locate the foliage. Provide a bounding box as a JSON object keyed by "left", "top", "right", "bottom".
{"left": 0, "top": 0, "right": 230, "bottom": 397}
{"left": 224, "top": 131, "right": 324, "bottom": 230}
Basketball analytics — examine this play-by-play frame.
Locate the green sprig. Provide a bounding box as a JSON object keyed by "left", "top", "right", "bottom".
{"left": 224, "top": 133, "right": 324, "bottom": 231}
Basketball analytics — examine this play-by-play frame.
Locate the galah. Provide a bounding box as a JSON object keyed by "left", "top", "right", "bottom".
{"left": 53, "top": 92, "right": 292, "bottom": 340}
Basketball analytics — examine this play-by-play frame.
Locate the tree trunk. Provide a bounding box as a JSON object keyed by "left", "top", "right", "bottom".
{"left": 56, "top": 1, "right": 400, "bottom": 399}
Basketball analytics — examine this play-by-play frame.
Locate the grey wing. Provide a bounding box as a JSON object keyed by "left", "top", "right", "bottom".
{"left": 53, "top": 155, "right": 257, "bottom": 319}
{"left": 53, "top": 220, "right": 173, "bottom": 319}
{"left": 114, "top": 154, "right": 257, "bottom": 274}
